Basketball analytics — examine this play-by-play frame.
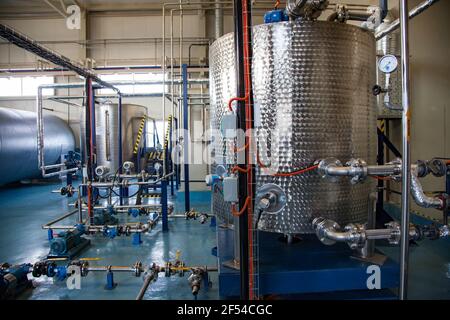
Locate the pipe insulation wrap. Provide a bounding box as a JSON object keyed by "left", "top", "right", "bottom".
{"left": 410, "top": 167, "right": 443, "bottom": 209}
{"left": 0, "top": 107, "right": 75, "bottom": 185}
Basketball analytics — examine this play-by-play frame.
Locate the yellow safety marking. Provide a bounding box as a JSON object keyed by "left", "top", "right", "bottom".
{"left": 133, "top": 115, "right": 148, "bottom": 155}
{"left": 379, "top": 119, "right": 385, "bottom": 133}
{"left": 143, "top": 194, "right": 161, "bottom": 198}
{"left": 162, "top": 115, "right": 173, "bottom": 161}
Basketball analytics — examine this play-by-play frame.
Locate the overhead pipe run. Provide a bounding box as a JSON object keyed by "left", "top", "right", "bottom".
{"left": 215, "top": 0, "right": 224, "bottom": 39}
{"left": 0, "top": 24, "right": 119, "bottom": 93}
{"left": 375, "top": 0, "right": 441, "bottom": 40}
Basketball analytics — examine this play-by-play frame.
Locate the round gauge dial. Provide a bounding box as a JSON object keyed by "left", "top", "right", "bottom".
{"left": 378, "top": 55, "right": 398, "bottom": 74}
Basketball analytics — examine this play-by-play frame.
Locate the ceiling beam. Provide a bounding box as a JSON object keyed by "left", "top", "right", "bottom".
{"left": 43, "top": 0, "right": 67, "bottom": 18}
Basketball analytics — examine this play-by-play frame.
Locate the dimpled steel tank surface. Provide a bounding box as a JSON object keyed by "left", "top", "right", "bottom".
{"left": 209, "top": 20, "right": 377, "bottom": 234}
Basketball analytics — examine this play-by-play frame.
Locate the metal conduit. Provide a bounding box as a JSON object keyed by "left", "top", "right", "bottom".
{"left": 399, "top": 0, "right": 411, "bottom": 300}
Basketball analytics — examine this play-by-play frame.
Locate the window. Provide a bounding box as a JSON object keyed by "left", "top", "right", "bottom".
{"left": 98, "top": 72, "right": 166, "bottom": 95}
{"left": 0, "top": 77, "right": 21, "bottom": 96}
{"left": 0, "top": 76, "right": 54, "bottom": 97}
{"left": 22, "top": 76, "right": 54, "bottom": 96}
{"left": 146, "top": 119, "right": 165, "bottom": 148}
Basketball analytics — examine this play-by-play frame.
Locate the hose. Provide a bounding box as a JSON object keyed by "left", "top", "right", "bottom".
{"left": 136, "top": 270, "right": 157, "bottom": 300}
{"left": 257, "top": 153, "right": 318, "bottom": 177}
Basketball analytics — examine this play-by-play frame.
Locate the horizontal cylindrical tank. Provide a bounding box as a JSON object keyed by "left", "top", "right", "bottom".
{"left": 81, "top": 103, "right": 147, "bottom": 173}
{"left": 0, "top": 107, "right": 75, "bottom": 185}
{"left": 209, "top": 20, "right": 377, "bottom": 234}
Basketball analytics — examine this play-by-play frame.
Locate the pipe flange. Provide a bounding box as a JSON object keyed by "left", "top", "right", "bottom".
{"left": 134, "top": 261, "right": 143, "bottom": 277}
{"left": 385, "top": 221, "right": 401, "bottom": 245}
{"left": 318, "top": 158, "right": 342, "bottom": 183}
{"left": 440, "top": 225, "right": 449, "bottom": 238}
{"left": 123, "top": 161, "right": 134, "bottom": 173}
{"left": 344, "top": 223, "right": 366, "bottom": 249}
{"left": 255, "top": 183, "right": 287, "bottom": 214}
{"left": 95, "top": 166, "right": 110, "bottom": 178}
{"left": 312, "top": 217, "right": 340, "bottom": 246}
{"left": 346, "top": 158, "right": 367, "bottom": 184}
{"left": 387, "top": 158, "right": 402, "bottom": 181}
{"left": 215, "top": 165, "right": 227, "bottom": 177}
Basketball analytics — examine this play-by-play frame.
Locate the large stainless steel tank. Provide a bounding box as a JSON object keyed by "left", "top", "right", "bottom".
{"left": 0, "top": 107, "right": 75, "bottom": 185}
{"left": 209, "top": 20, "right": 377, "bottom": 234}
{"left": 81, "top": 103, "right": 147, "bottom": 172}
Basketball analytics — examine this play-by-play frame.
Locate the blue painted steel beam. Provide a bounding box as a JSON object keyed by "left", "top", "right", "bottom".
{"left": 182, "top": 64, "right": 190, "bottom": 213}
{"left": 174, "top": 117, "right": 180, "bottom": 190}
{"left": 161, "top": 179, "right": 168, "bottom": 232}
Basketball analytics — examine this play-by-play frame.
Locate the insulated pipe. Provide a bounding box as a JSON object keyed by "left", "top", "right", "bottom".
{"left": 399, "top": 0, "right": 411, "bottom": 301}
{"left": 375, "top": 0, "right": 441, "bottom": 40}
{"left": 215, "top": 0, "right": 224, "bottom": 39}
{"left": 286, "top": 0, "right": 328, "bottom": 19}
{"left": 411, "top": 168, "right": 443, "bottom": 209}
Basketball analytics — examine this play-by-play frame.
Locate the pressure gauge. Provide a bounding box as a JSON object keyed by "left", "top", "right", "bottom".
{"left": 378, "top": 54, "right": 398, "bottom": 74}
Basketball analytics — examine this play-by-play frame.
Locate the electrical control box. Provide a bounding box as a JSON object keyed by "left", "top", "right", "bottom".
{"left": 223, "top": 176, "right": 238, "bottom": 203}
{"left": 221, "top": 114, "right": 237, "bottom": 138}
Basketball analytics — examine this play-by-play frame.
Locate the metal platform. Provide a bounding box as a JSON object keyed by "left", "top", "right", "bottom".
{"left": 217, "top": 227, "right": 399, "bottom": 299}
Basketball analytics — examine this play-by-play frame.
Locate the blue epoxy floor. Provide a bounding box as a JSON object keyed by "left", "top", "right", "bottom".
{"left": 0, "top": 181, "right": 219, "bottom": 300}
{"left": 1, "top": 181, "right": 449, "bottom": 300}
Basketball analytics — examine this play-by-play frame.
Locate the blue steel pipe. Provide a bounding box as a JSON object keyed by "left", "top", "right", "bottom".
{"left": 182, "top": 64, "right": 190, "bottom": 213}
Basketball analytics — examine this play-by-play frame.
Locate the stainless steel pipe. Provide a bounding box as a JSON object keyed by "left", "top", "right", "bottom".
{"left": 42, "top": 209, "right": 78, "bottom": 229}
{"left": 375, "top": 0, "right": 441, "bottom": 40}
{"left": 399, "top": 0, "right": 411, "bottom": 301}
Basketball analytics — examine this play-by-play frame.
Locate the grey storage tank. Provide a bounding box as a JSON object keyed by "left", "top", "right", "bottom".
{"left": 0, "top": 107, "right": 75, "bottom": 185}
{"left": 209, "top": 20, "right": 377, "bottom": 234}
{"left": 81, "top": 103, "right": 147, "bottom": 172}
